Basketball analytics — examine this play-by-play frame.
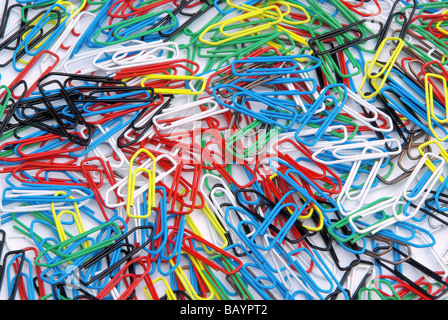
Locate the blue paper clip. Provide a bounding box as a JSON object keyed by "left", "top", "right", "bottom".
{"left": 141, "top": 186, "right": 168, "bottom": 257}
{"left": 157, "top": 214, "right": 186, "bottom": 277}
{"left": 294, "top": 83, "right": 348, "bottom": 147}
{"left": 287, "top": 247, "right": 350, "bottom": 300}
{"left": 230, "top": 54, "right": 322, "bottom": 76}
{"left": 380, "top": 69, "right": 448, "bottom": 139}
{"left": 224, "top": 243, "right": 289, "bottom": 300}
{"left": 13, "top": 4, "right": 70, "bottom": 72}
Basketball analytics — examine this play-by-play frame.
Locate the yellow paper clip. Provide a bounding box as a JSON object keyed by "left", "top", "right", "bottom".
{"left": 56, "top": 0, "right": 88, "bottom": 17}
{"left": 126, "top": 148, "right": 156, "bottom": 219}
{"left": 435, "top": 9, "right": 448, "bottom": 37}
{"left": 266, "top": 1, "right": 310, "bottom": 26}
{"left": 140, "top": 74, "right": 206, "bottom": 95}
{"left": 359, "top": 37, "right": 405, "bottom": 99}
{"left": 228, "top": 0, "right": 310, "bottom": 48}
{"left": 226, "top": 0, "right": 309, "bottom": 26}
{"left": 425, "top": 73, "right": 448, "bottom": 142}
{"left": 198, "top": 5, "right": 284, "bottom": 46}
{"left": 51, "top": 191, "right": 89, "bottom": 248}
{"left": 418, "top": 139, "right": 448, "bottom": 183}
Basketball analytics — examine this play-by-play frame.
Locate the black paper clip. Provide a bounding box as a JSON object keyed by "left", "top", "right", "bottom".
{"left": 308, "top": 19, "right": 383, "bottom": 56}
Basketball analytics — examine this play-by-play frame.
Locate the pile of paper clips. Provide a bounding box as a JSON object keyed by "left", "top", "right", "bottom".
{"left": 1, "top": 0, "right": 448, "bottom": 301}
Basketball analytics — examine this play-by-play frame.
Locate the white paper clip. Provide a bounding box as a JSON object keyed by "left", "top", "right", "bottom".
{"left": 152, "top": 97, "right": 228, "bottom": 133}
{"left": 92, "top": 40, "right": 180, "bottom": 73}
{"left": 41, "top": 11, "right": 97, "bottom": 73}
{"left": 343, "top": 88, "right": 394, "bottom": 133}
{"left": 311, "top": 138, "right": 402, "bottom": 165}
{"left": 337, "top": 157, "right": 386, "bottom": 217}
{"left": 0, "top": 188, "right": 90, "bottom": 213}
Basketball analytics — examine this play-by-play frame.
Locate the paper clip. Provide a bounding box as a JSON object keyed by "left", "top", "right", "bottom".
{"left": 2, "top": 244, "right": 42, "bottom": 300}
{"left": 92, "top": 9, "right": 178, "bottom": 46}
{"left": 198, "top": 5, "right": 285, "bottom": 47}
{"left": 13, "top": 4, "right": 70, "bottom": 72}
{"left": 223, "top": 243, "right": 286, "bottom": 299}
{"left": 287, "top": 247, "right": 350, "bottom": 300}
{"left": 358, "top": 37, "right": 405, "bottom": 100}
{"left": 308, "top": 19, "right": 383, "bottom": 56}
{"left": 185, "top": 202, "right": 229, "bottom": 254}
{"left": 34, "top": 220, "right": 123, "bottom": 268}
{"left": 0, "top": 249, "right": 25, "bottom": 300}
{"left": 50, "top": 191, "right": 88, "bottom": 247}
{"left": 336, "top": 157, "right": 387, "bottom": 217}
{"left": 343, "top": 88, "right": 394, "bottom": 134}
{"left": 311, "top": 137, "right": 403, "bottom": 165}
{"left": 40, "top": 11, "right": 97, "bottom": 73}
{"left": 95, "top": 255, "right": 153, "bottom": 300}
{"left": 152, "top": 97, "right": 227, "bottom": 133}
{"left": 92, "top": 40, "right": 181, "bottom": 72}
{"left": 126, "top": 148, "right": 156, "bottom": 219}
{"left": 167, "top": 252, "right": 216, "bottom": 301}
{"left": 75, "top": 225, "right": 154, "bottom": 287}
{"left": 104, "top": 152, "right": 176, "bottom": 209}
{"left": 417, "top": 139, "right": 448, "bottom": 179}
{"left": 0, "top": 184, "right": 93, "bottom": 215}
{"left": 294, "top": 83, "right": 348, "bottom": 147}
{"left": 425, "top": 73, "right": 448, "bottom": 141}
{"left": 140, "top": 74, "right": 206, "bottom": 95}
